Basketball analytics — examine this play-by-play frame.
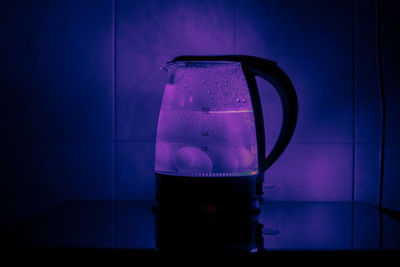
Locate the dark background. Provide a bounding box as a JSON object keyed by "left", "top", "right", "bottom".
{"left": 1, "top": 0, "right": 399, "bottom": 233}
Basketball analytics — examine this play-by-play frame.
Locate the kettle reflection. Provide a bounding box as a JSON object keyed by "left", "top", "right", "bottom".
{"left": 153, "top": 203, "right": 264, "bottom": 253}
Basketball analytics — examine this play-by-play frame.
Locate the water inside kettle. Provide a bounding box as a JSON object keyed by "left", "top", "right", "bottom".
{"left": 155, "top": 62, "right": 258, "bottom": 177}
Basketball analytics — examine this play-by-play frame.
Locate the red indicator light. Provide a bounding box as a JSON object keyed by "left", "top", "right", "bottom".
{"left": 202, "top": 205, "right": 217, "bottom": 213}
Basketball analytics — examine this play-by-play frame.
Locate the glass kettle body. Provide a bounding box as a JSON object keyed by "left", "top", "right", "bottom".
{"left": 155, "top": 61, "right": 258, "bottom": 177}
{"left": 154, "top": 55, "right": 298, "bottom": 211}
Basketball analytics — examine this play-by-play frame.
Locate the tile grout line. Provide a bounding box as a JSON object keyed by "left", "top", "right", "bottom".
{"left": 352, "top": 0, "right": 357, "bottom": 204}
{"left": 2, "top": 140, "right": 395, "bottom": 144}
{"left": 232, "top": 0, "right": 236, "bottom": 53}
{"left": 112, "top": 0, "right": 117, "bottom": 248}
{"left": 112, "top": 0, "right": 117, "bottom": 203}
{"left": 351, "top": 0, "right": 358, "bottom": 250}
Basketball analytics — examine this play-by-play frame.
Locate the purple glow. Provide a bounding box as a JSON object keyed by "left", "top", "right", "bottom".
{"left": 155, "top": 62, "right": 258, "bottom": 177}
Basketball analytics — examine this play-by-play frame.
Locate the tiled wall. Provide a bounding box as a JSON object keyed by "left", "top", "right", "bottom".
{"left": 1, "top": 0, "right": 399, "bottom": 230}
{"left": 0, "top": 0, "right": 115, "bottom": 230}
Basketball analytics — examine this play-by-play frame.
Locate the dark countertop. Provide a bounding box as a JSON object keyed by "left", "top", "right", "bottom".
{"left": 6, "top": 200, "right": 400, "bottom": 254}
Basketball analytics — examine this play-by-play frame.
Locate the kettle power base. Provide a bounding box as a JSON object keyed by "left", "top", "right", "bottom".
{"left": 155, "top": 173, "right": 262, "bottom": 214}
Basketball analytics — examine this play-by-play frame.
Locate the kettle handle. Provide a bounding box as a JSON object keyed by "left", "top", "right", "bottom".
{"left": 242, "top": 57, "right": 298, "bottom": 171}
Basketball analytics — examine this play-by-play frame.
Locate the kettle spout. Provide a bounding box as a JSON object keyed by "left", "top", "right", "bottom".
{"left": 160, "top": 65, "right": 169, "bottom": 72}
{"left": 160, "top": 62, "right": 176, "bottom": 73}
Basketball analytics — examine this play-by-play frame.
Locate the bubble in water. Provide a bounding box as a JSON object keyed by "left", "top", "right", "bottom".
{"left": 236, "top": 98, "right": 240, "bottom": 102}
{"left": 242, "top": 99, "right": 246, "bottom": 103}
{"left": 207, "top": 90, "right": 211, "bottom": 94}
{"left": 236, "top": 148, "right": 255, "bottom": 169}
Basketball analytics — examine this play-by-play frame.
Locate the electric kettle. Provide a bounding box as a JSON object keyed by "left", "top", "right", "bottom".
{"left": 154, "top": 55, "right": 298, "bottom": 212}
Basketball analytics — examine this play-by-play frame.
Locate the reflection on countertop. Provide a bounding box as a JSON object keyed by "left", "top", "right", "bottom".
{"left": 7, "top": 200, "right": 400, "bottom": 252}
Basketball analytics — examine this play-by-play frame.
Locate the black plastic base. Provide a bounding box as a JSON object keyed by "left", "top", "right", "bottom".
{"left": 154, "top": 173, "right": 263, "bottom": 252}
{"left": 155, "top": 173, "right": 262, "bottom": 214}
